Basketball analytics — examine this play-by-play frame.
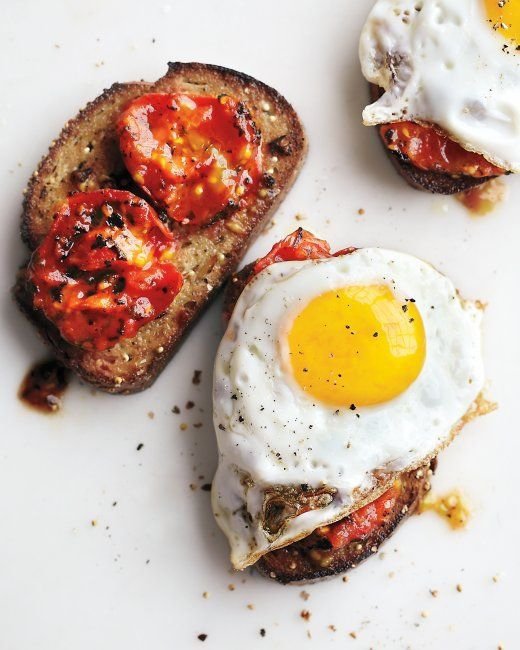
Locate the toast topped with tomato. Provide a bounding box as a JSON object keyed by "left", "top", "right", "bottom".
{"left": 14, "top": 62, "right": 306, "bottom": 393}
{"left": 369, "top": 84, "right": 504, "bottom": 195}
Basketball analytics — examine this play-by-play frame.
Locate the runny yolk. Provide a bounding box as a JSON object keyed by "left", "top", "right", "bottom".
{"left": 484, "top": 0, "right": 520, "bottom": 46}
{"left": 287, "top": 285, "right": 426, "bottom": 407}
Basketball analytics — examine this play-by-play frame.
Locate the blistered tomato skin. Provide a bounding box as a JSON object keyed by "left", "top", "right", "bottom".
{"left": 118, "top": 93, "right": 262, "bottom": 226}
{"left": 28, "top": 189, "right": 183, "bottom": 351}
{"left": 253, "top": 228, "right": 332, "bottom": 275}
{"left": 319, "top": 483, "right": 402, "bottom": 550}
{"left": 381, "top": 122, "right": 505, "bottom": 178}
{"left": 252, "top": 228, "right": 356, "bottom": 276}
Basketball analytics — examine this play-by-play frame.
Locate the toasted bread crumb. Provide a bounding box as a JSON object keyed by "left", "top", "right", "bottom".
{"left": 228, "top": 583, "right": 235, "bottom": 591}
{"left": 300, "top": 610, "right": 311, "bottom": 621}
{"left": 349, "top": 631, "right": 357, "bottom": 639}
{"left": 226, "top": 220, "right": 246, "bottom": 235}
{"left": 430, "top": 589, "right": 439, "bottom": 598}
{"left": 456, "top": 583, "right": 463, "bottom": 593}
{"left": 247, "top": 603, "right": 254, "bottom": 610}
{"left": 300, "top": 590, "right": 310, "bottom": 601}
{"left": 202, "top": 591, "right": 209, "bottom": 599}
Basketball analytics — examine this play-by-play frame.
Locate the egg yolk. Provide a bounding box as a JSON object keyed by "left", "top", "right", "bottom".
{"left": 287, "top": 285, "right": 426, "bottom": 407}
{"left": 484, "top": 0, "right": 520, "bottom": 46}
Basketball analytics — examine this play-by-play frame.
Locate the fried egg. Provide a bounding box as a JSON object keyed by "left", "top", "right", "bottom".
{"left": 212, "top": 249, "right": 485, "bottom": 569}
{"left": 359, "top": 0, "right": 520, "bottom": 172}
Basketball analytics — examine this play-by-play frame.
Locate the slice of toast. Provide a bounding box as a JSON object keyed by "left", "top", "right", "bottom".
{"left": 14, "top": 62, "right": 306, "bottom": 393}
{"left": 369, "top": 84, "right": 492, "bottom": 195}
{"left": 257, "top": 462, "right": 434, "bottom": 584}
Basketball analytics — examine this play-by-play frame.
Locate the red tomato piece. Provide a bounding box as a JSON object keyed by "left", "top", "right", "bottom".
{"left": 118, "top": 93, "right": 262, "bottom": 225}
{"left": 28, "top": 189, "right": 183, "bottom": 351}
{"left": 252, "top": 228, "right": 334, "bottom": 275}
{"left": 380, "top": 122, "right": 504, "bottom": 178}
{"left": 319, "top": 483, "right": 402, "bottom": 550}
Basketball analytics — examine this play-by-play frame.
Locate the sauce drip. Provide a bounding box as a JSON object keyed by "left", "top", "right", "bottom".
{"left": 456, "top": 179, "right": 507, "bottom": 217}
{"left": 420, "top": 490, "right": 470, "bottom": 530}
{"left": 19, "top": 359, "right": 69, "bottom": 413}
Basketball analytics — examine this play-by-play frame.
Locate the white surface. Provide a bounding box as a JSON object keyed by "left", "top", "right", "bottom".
{"left": 0, "top": 1, "right": 517, "bottom": 648}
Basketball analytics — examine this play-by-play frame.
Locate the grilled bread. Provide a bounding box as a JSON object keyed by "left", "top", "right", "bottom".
{"left": 14, "top": 62, "right": 306, "bottom": 393}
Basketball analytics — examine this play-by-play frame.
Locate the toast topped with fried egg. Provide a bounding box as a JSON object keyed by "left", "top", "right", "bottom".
{"left": 359, "top": 0, "right": 520, "bottom": 194}
{"left": 213, "top": 229, "right": 490, "bottom": 582}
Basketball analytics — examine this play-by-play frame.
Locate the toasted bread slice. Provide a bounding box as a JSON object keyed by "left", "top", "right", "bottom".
{"left": 14, "top": 62, "right": 306, "bottom": 393}
{"left": 257, "top": 462, "right": 434, "bottom": 584}
{"left": 369, "top": 83, "right": 492, "bottom": 195}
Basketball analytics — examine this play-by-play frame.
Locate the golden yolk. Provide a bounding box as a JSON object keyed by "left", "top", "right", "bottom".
{"left": 287, "top": 285, "right": 426, "bottom": 407}
{"left": 484, "top": 0, "right": 520, "bottom": 46}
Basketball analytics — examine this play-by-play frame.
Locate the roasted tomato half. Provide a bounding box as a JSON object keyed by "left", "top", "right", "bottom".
{"left": 317, "top": 482, "right": 401, "bottom": 550}
{"left": 118, "top": 93, "right": 262, "bottom": 226}
{"left": 28, "top": 189, "right": 183, "bottom": 351}
{"left": 253, "top": 228, "right": 356, "bottom": 276}
{"left": 380, "top": 122, "right": 504, "bottom": 178}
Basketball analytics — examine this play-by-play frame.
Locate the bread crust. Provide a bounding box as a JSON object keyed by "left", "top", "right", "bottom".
{"left": 369, "top": 83, "right": 492, "bottom": 195}
{"left": 257, "top": 462, "right": 434, "bottom": 584}
{"left": 15, "top": 63, "right": 306, "bottom": 393}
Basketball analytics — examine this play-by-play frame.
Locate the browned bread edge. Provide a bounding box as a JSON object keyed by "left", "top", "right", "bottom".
{"left": 368, "top": 83, "right": 492, "bottom": 195}
{"left": 256, "top": 461, "right": 435, "bottom": 584}
{"left": 14, "top": 62, "right": 307, "bottom": 393}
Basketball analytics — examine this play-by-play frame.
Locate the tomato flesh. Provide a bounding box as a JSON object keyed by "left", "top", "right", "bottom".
{"left": 319, "top": 483, "right": 402, "bottom": 550}
{"left": 29, "top": 189, "right": 183, "bottom": 351}
{"left": 118, "top": 93, "right": 262, "bottom": 225}
{"left": 380, "top": 121, "right": 504, "bottom": 178}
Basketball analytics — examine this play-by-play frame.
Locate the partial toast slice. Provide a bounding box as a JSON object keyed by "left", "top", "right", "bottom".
{"left": 15, "top": 62, "right": 306, "bottom": 393}
{"left": 257, "top": 462, "right": 434, "bottom": 584}
{"left": 369, "top": 83, "right": 492, "bottom": 195}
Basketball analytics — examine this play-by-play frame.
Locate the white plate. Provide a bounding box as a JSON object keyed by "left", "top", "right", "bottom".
{"left": 1, "top": 1, "right": 517, "bottom": 648}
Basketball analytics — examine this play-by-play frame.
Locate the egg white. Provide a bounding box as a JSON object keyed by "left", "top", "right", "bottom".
{"left": 359, "top": 0, "right": 520, "bottom": 172}
{"left": 212, "top": 249, "right": 485, "bottom": 569}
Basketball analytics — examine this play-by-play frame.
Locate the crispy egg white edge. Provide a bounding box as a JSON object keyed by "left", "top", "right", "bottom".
{"left": 359, "top": 0, "right": 520, "bottom": 173}
{"left": 212, "top": 250, "right": 485, "bottom": 569}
